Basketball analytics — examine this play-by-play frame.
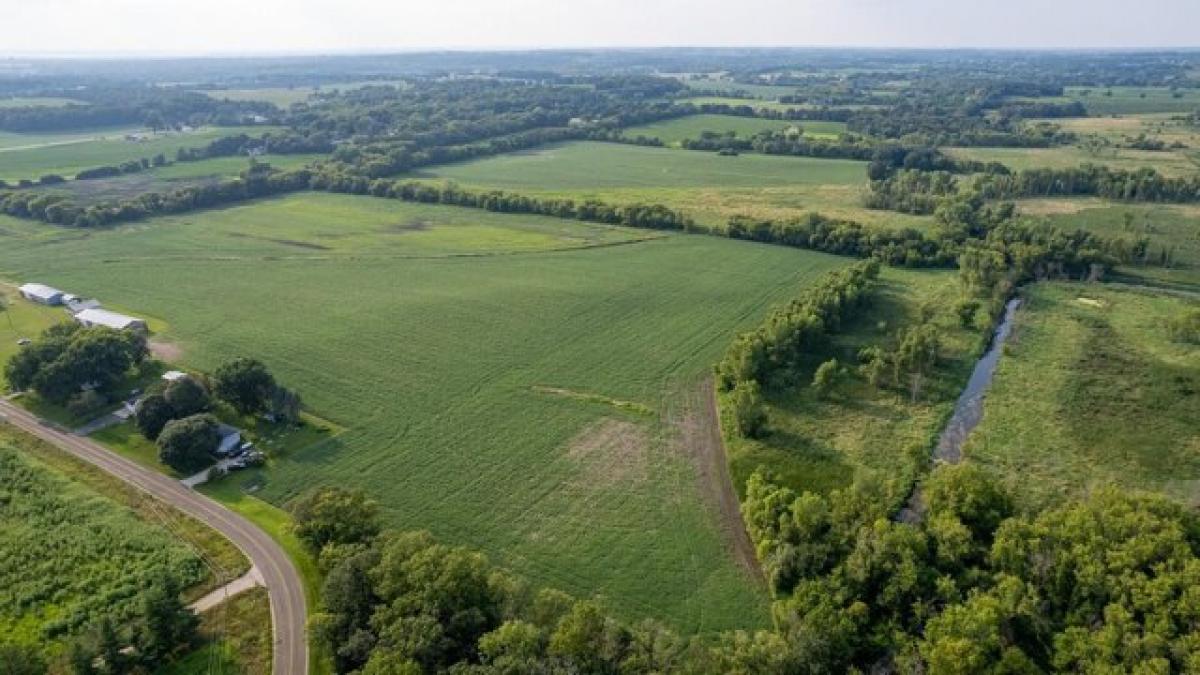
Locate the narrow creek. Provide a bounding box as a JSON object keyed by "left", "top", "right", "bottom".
{"left": 897, "top": 296, "right": 1023, "bottom": 522}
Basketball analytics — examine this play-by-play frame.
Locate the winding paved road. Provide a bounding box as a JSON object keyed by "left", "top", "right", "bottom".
{"left": 0, "top": 399, "right": 308, "bottom": 675}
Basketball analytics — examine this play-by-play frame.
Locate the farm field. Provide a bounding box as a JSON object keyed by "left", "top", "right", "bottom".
{"left": 414, "top": 140, "right": 933, "bottom": 230}
{"left": 31, "top": 153, "right": 325, "bottom": 204}
{"left": 1065, "top": 86, "right": 1200, "bottom": 115}
{"left": 622, "top": 113, "right": 846, "bottom": 144}
{"left": 0, "top": 426, "right": 243, "bottom": 663}
{"left": 963, "top": 283, "right": 1200, "bottom": 508}
{"left": 0, "top": 97, "right": 87, "bottom": 108}
{"left": 0, "top": 193, "right": 859, "bottom": 633}
{"left": 945, "top": 143, "right": 1199, "bottom": 176}
{"left": 201, "top": 80, "right": 404, "bottom": 107}
{"left": 682, "top": 76, "right": 801, "bottom": 99}
{"left": 0, "top": 125, "right": 280, "bottom": 181}
{"left": 721, "top": 268, "right": 980, "bottom": 506}
{"left": 0, "top": 191, "right": 654, "bottom": 259}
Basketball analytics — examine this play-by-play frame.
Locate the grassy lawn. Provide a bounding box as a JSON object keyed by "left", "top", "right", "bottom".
{"left": 414, "top": 140, "right": 932, "bottom": 230}
{"left": 721, "top": 268, "right": 983, "bottom": 508}
{"left": 0, "top": 125, "right": 281, "bottom": 181}
{"left": 622, "top": 114, "right": 846, "bottom": 145}
{"left": 0, "top": 425, "right": 247, "bottom": 665}
{"left": 0, "top": 193, "right": 861, "bottom": 633}
{"left": 964, "top": 283, "right": 1200, "bottom": 509}
{"left": 0, "top": 284, "right": 68, "bottom": 387}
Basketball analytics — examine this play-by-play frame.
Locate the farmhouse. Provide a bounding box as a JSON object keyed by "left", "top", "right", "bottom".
{"left": 18, "top": 283, "right": 65, "bottom": 306}
{"left": 74, "top": 308, "right": 148, "bottom": 333}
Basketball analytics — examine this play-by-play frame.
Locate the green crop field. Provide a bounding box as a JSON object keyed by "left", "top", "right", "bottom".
{"left": 0, "top": 192, "right": 860, "bottom": 633}
{"left": 622, "top": 114, "right": 846, "bottom": 145}
{"left": 721, "top": 268, "right": 981, "bottom": 505}
{"left": 0, "top": 442, "right": 206, "bottom": 656}
{"left": 31, "top": 153, "right": 326, "bottom": 204}
{"left": 0, "top": 125, "right": 280, "bottom": 181}
{"left": 0, "top": 97, "right": 88, "bottom": 108}
{"left": 964, "top": 283, "right": 1200, "bottom": 508}
{"left": 414, "top": 140, "right": 933, "bottom": 230}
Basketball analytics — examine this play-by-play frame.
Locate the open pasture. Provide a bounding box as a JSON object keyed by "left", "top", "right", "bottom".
{"left": 0, "top": 125, "right": 279, "bottom": 181}
{"left": 623, "top": 113, "right": 846, "bottom": 145}
{"left": 946, "top": 143, "right": 1200, "bottom": 177}
{"left": 1066, "top": 86, "right": 1200, "bottom": 115}
{"left": 0, "top": 193, "right": 859, "bottom": 632}
{"left": 415, "top": 140, "right": 933, "bottom": 230}
{"left": 31, "top": 153, "right": 325, "bottom": 204}
{"left": 964, "top": 283, "right": 1200, "bottom": 508}
{"left": 202, "top": 80, "right": 405, "bottom": 107}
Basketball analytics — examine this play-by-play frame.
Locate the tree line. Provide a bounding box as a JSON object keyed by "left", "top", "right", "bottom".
{"left": 972, "top": 163, "right": 1200, "bottom": 203}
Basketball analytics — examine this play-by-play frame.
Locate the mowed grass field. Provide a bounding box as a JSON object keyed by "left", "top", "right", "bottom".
{"left": 0, "top": 285, "right": 68, "bottom": 386}
{"left": 622, "top": 114, "right": 846, "bottom": 145}
{"left": 415, "top": 140, "right": 933, "bottom": 230}
{"left": 0, "top": 125, "right": 279, "bottom": 181}
{"left": 964, "top": 283, "right": 1200, "bottom": 508}
{"left": 0, "top": 192, "right": 857, "bottom": 632}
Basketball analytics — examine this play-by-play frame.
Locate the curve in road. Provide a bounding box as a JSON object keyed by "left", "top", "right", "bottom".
{"left": 0, "top": 399, "right": 308, "bottom": 675}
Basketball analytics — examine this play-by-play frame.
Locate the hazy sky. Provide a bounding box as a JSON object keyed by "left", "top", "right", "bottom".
{"left": 4, "top": 0, "right": 1199, "bottom": 56}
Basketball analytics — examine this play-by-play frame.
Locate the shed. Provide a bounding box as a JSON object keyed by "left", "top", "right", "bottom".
{"left": 18, "top": 283, "right": 65, "bottom": 306}
{"left": 74, "top": 308, "right": 148, "bottom": 333}
{"left": 162, "top": 370, "right": 188, "bottom": 382}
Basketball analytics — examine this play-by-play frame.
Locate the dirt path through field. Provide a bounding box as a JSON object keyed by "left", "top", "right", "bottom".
{"left": 671, "top": 377, "right": 764, "bottom": 583}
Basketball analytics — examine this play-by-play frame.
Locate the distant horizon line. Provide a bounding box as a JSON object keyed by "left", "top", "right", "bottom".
{"left": 5, "top": 44, "right": 1200, "bottom": 61}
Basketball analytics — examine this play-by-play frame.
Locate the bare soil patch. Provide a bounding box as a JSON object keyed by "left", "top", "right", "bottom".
{"left": 565, "top": 417, "right": 652, "bottom": 487}
{"left": 148, "top": 338, "right": 184, "bottom": 362}
{"left": 667, "top": 377, "right": 765, "bottom": 583}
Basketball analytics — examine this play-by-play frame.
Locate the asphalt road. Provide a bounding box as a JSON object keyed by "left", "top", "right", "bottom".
{"left": 0, "top": 398, "right": 308, "bottom": 675}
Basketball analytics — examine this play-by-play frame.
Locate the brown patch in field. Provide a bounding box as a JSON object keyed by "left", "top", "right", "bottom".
{"left": 665, "top": 377, "right": 765, "bottom": 583}
{"left": 387, "top": 219, "right": 432, "bottom": 233}
{"left": 148, "top": 339, "right": 184, "bottom": 362}
{"left": 565, "top": 418, "right": 652, "bottom": 487}
{"left": 1015, "top": 199, "right": 1099, "bottom": 216}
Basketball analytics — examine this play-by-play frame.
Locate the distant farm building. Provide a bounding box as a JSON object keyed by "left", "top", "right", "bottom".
{"left": 162, "top": 370, "right": 189, "bottom": 382}
{"left": 19, "top": 283, "right": 65, "bottom": 306}
{"left": 74, "top": 308, "right": 148, "bottom": 333}
{"left": 65, "top": 297, "right": 102, "bottom": 314}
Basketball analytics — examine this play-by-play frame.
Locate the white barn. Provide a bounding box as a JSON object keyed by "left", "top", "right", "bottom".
{"left": 74, "top": 308, "right": 148, "bottom": 333}
{"left": 18, "top": 283, "right": 65, "bottom": 306}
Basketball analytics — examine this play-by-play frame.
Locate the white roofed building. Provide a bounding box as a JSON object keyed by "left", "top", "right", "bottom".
{"left": 18, "top": 283, "right": 65, "bottom": 306}
{"left": 74, "top": 308, "right": 148, "bottom": 333}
